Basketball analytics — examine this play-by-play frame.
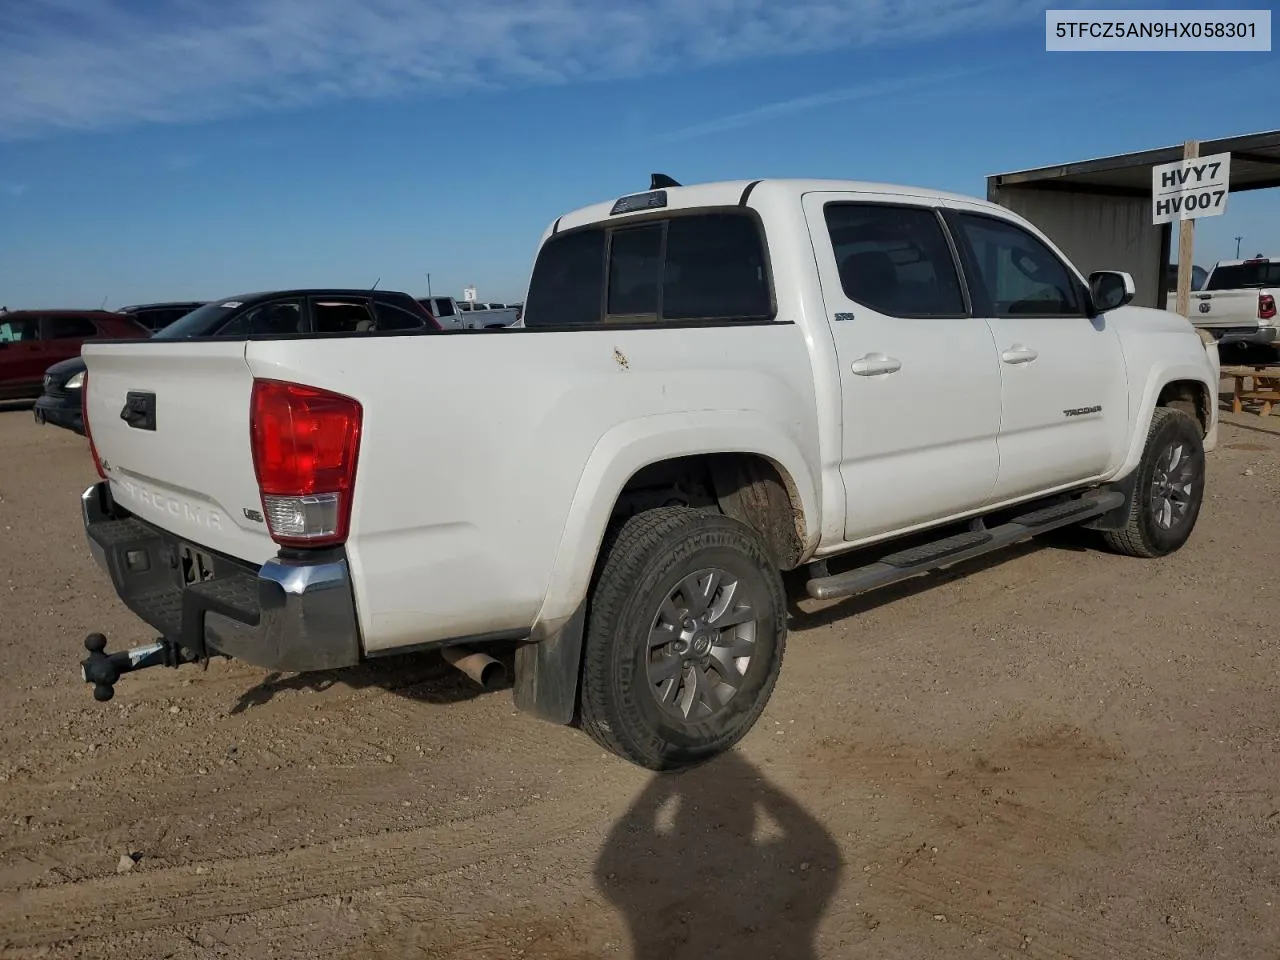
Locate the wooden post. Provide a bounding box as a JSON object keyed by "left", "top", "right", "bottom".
{"left": 1175, "top": 139, "right": 1199, "bottom": 318}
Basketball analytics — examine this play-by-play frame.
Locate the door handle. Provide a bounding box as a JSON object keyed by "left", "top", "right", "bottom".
{"left": 850, "top": 353, "right": 902, "bottom": 376}
{"left": 1001, "top": 345, "right": 1038, "bottom": 364}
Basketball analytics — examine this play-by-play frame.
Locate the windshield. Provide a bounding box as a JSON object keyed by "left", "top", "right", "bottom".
{"left": 150, "top": 300, "right": 243, "bottom": 339}
{"left": 1205, "top": 261, "right": 1280, "bottom": 291}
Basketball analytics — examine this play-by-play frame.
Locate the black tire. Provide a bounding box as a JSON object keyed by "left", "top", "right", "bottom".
{"left": 579, "top": 506, "right": 787, "bottom": 771}
{"left": 1102, "top": 407, "right": 1205, "bottom": 559}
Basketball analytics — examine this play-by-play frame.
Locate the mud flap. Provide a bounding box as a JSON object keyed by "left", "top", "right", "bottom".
{"left": 512, "top": 605, "right": 586, "bottom": 726}
{"left": 1083, "top": 470, "right": 1138, "bottom": 531}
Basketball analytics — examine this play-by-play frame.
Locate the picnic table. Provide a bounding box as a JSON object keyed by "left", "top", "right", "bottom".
{"left": 1222, "top": 363, "right": 1280, "bottom": 417}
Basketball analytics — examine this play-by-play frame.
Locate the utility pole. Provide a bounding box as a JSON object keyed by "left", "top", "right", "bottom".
{"left": 1234, "top": 236, "right": 1242, "bottom": 258}
{"left": 1175, "top": 139, "right": 1198, "bottom": 319}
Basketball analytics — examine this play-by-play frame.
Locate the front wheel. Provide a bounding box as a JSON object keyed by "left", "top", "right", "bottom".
{"left": 579, "top": 507, "right": 788, "bottom": 771}
{"left": 1102, "top": 407, "right": 1205, "bottom": 559}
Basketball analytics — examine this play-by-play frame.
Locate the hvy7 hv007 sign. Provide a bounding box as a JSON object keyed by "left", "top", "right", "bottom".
{"left": 1151, "top": 152, "right": 1231, "bottom": 225}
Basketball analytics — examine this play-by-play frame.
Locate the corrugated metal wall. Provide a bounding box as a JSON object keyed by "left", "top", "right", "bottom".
{"left": 988, "top": 187, "right": 1166, "bottom": 309}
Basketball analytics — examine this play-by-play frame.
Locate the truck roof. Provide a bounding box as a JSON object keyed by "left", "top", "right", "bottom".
{"left": 207, "top": 288, "right": 417, "bottom": 306}
{"left": 118, "top": 300, "right": 208, "bottom": 311}
{"left": 1209, "top": 256, "right": 1273, "bottom": 269}
{"left": 550, "top": 178, "right": 1002, "bottom": 235}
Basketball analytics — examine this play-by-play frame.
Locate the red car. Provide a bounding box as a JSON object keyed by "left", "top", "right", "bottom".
{"left": 0, "top": 309, "right": 149, "bottom": 400}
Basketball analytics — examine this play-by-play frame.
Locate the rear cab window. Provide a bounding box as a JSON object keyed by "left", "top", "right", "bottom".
{"left": 1205, "top": 260, "right": 1280, "bottom": 290}
{"left": 523, "top": 210, "right": 772, "bottom": 327}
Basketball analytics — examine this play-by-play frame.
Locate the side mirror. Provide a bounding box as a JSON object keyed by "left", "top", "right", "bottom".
{"left": 1089, "top": 270, "right": 1135, "bottom": 312}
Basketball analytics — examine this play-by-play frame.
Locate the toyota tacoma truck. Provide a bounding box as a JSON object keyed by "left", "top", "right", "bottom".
{"left": 1190, "top": 255, "right": 1279, "bottom": 352}
{"left": 76, "top": 176, "right": 1220, "bottom": 771}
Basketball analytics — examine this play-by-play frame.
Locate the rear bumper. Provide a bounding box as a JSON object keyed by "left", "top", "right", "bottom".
{"left": 1199, "top": 325, "right": 1279, "bottom": 346}
{"left": 82, "top": 481, "right": 361, "bottom": 673}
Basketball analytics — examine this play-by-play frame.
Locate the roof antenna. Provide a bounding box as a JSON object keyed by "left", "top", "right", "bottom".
{"left": 99, "top": 295, "right": 108, "bottom": 310}
{"left": 371, "top": 277, "right": 380, "bottom": 290}
{"left": 650, "top": 173, "right": 680, "bottom": 189}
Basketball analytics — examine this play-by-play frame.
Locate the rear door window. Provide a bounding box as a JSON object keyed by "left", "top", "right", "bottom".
{"left": 311, "top": 298, "right": 377, "bottom": 334}
{"left": 372, "top": 299, "right": 431, "bottom": 331}
{"left": 823, "top": 203, "right": 967, "bottom": 317}
{"left": 433, "top": 298, "right": 456, "bottom": 317}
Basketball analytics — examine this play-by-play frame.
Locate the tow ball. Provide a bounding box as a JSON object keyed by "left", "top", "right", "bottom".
{"left": 80, "top": 633, "right": 200, "bottom": 702}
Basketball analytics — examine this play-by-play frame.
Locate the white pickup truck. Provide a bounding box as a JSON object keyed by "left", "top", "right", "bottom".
{"left": 77, "top": 177, "right": 1220, "bottom": 771}
{"left": 1190, "top": 256, "right": 1279, "bottom": 351}
{"left": 420, "top": 296, "right": 520, "bottom": 330}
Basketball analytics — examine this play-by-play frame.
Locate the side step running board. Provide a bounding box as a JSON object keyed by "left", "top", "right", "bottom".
{"left": 806, "top": 490, "right": 1126, "bottom": 602}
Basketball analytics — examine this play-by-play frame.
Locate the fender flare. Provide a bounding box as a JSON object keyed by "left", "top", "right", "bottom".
{"left": 512, "top": 410, "right": 820, "bottom": 725}
{"left": 1116, "top": 362, "right": 1218, "bottom": 479}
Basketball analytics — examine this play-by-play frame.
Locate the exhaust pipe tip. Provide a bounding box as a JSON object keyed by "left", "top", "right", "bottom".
{"left": 441, "top": 645, "right": 507, "bottom": 691}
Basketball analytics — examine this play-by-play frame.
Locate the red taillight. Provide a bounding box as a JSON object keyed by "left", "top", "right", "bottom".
{"left": 249, "top": 379, "right": 362, "bottom": 548}
{"left": 82, "top": 371, "right": 106, "bottom": 479}
{"left": 1259, "top": 294, "right": 1276, "bottom": 321}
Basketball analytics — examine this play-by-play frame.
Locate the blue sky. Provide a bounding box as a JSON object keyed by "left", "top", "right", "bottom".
{"left": 0, "top": 0, "right": 1277, "bottom": 308}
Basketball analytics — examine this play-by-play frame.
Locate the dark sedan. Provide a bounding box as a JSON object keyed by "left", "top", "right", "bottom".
{"left": 34, "top": 288, "right": 440, "bottom": 435}
{"left": 34, "top": 355, "right": 90, "bottom": 434}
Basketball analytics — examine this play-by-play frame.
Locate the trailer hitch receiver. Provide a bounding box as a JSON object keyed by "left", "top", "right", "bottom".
{"left": 80, "top": 633, "right": 199, "bottom": 702}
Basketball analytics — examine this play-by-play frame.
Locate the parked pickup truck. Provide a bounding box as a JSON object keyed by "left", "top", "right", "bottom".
{"left": 76, "top": 177, "right": 1220, "bottom": 771}
{"left": 1189, "top": 256, "right": 1279, "bottom": 350}
{"left": 419, "top": 296, "right": 519, "bottom": 329}
{"left": 459, "top": 301, "right": 520, "bottom": 327}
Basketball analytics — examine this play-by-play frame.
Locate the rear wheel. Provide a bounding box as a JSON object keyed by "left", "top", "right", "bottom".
{"left": 579, "top": 507, "right": 787, "bottom": 770}
{"left": 1102, "top": 407, "right": 1205, "bottom": 558}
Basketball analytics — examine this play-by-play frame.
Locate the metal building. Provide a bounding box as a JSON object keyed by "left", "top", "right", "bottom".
{"left": 987, "top": 129, "right": 1280, "bottom": 310}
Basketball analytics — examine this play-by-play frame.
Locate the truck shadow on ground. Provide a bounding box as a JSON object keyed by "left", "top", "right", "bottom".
{"left": 231, "top": 532, "right": 1093, "bottom": 712}
{"left": 594, "top": 749, "right": 841, "bottom": 960}
{"left": 229, "top": 644, "right": 519, "bottom": 715}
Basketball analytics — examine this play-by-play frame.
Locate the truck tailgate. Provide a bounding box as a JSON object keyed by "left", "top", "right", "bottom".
{"left": 83, "top": 341, "right": 277, "bottom": 565}
{"left": 1191, "top": 289, "right": 1258, "bottom": 328}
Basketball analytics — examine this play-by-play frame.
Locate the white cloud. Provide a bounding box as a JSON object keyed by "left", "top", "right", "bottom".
{"left": 0, "top": 0, "right": 1066, "bottom": 139}
{"left": 656, "top": 66, "right": 1002, "bottom": 141}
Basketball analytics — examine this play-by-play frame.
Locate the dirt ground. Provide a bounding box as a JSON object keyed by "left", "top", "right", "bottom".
{"left": 1, "top": 396, "right": 1278, "bottom": 960}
